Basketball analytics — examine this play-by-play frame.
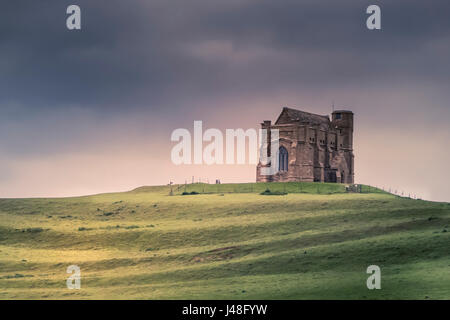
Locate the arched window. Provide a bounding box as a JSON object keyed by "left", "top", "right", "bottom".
{"left": 278, "top": 147, "right": 288, "bottom": 172}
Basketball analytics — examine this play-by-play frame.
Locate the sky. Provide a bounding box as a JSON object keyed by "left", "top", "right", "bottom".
{"left": 0, "top": 0, "right": 449, "bottom": 201}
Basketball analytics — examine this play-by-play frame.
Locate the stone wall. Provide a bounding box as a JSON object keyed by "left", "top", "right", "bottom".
{"left": 256, "top": 107, "right": 354, "bottom": 184}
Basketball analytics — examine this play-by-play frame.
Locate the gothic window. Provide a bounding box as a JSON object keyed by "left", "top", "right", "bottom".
{"left": 278, "top": 146, "right": 288, "bottom": 172}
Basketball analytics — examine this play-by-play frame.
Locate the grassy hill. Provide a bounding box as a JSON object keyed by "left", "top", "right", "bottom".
{"left": 0, "top": 182, "right": 448, "bottom": 299}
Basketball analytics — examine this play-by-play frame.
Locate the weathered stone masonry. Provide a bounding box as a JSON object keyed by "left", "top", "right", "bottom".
{"left": 256, "top": 107, "right": 354, "bottom": 184}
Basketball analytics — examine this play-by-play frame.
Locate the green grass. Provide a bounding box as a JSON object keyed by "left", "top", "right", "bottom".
{"left": 0, "top": 182, "right": 448, "bottom": 299}
{"left": 151, "top": 181, "right": 349, "bottom": 195}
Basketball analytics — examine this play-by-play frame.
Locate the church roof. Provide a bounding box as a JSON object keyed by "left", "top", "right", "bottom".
{"left": 275, "top": 107, "right": 330, "bottom": 127}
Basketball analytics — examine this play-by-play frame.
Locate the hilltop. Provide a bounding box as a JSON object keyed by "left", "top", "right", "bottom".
{"left": 0, "top": 182, "right": 448, "bottom": 299}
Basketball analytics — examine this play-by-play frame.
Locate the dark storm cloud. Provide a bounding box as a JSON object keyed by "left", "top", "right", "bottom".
{"left": 1, "top": 0, "right": 450, "bottom": 112}
{"left": 1, "top": 0, "right": 450, "bottom": 200}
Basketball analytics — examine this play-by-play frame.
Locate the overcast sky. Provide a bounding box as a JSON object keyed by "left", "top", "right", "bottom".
{"left": 1, "top": 0, "right": 449, "bottom": 201}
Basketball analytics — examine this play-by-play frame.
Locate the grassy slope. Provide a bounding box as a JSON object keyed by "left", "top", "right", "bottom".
{"left": 0, "top": 182, "right": 449, "bottom": 300}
